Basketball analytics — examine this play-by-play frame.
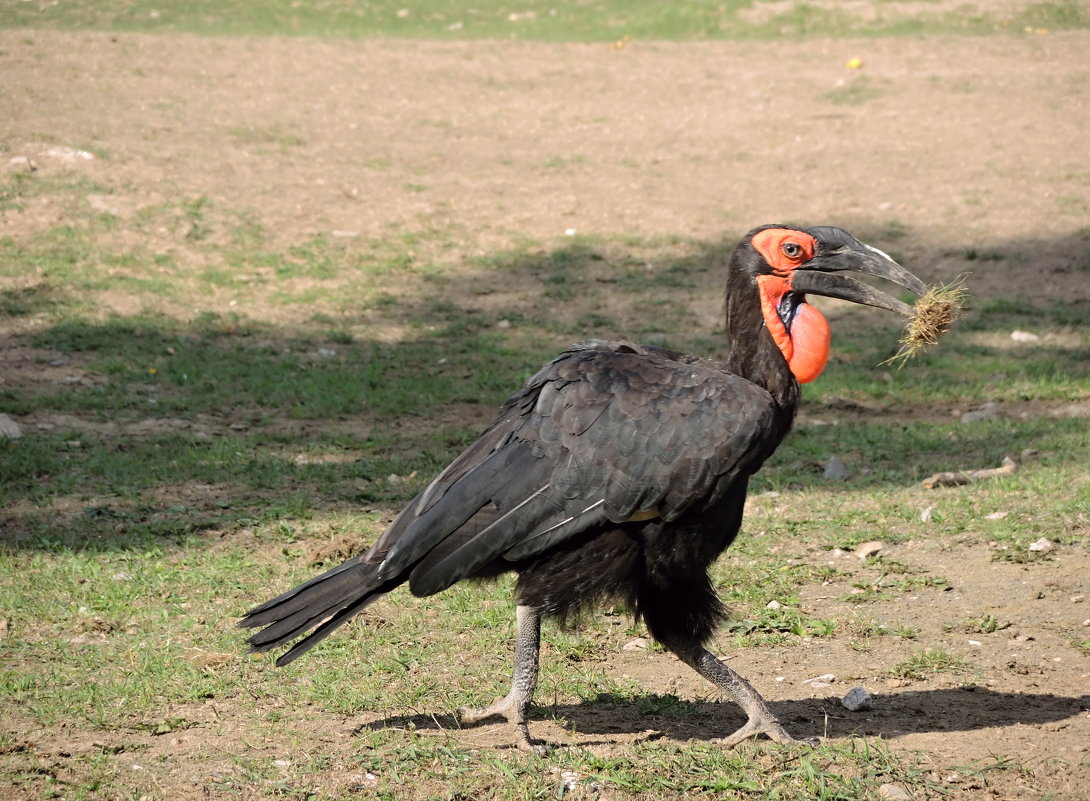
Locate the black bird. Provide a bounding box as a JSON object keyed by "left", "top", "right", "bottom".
{"left": 241, "top": 224, "right": 928, "bottom": 750}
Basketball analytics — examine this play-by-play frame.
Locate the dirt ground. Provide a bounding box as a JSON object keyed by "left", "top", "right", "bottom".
{"left": 2, "top": 21, "right": 1089, "bottom": 801}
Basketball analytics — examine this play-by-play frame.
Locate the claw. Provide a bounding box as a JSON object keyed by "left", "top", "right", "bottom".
{"left": 458, "top": 695, "right": 548, "bottom": 753}
{"left": 520, "top": 737, "right": 550, "bottom": 756}
{"left": 713, "top": 714, "right": 817, "bottom": 749}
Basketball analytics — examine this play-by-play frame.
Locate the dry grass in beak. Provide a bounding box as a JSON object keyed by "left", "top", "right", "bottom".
{"left": 882, "top": 277, "right": 967, "bottom": 367}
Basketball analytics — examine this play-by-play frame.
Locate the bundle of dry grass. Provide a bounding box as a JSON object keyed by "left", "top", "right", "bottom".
{"left": 882, "top": 277, "right": 967, "bottom": 366}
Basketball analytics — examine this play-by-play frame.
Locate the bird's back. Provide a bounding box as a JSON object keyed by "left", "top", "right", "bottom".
{"left": 365, "top": 340, "right": 788, "bottom": 602}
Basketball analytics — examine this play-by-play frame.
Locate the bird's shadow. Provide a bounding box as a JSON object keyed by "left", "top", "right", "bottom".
{"left": 354, "top": 686, "right": 1090, "bottom": 747}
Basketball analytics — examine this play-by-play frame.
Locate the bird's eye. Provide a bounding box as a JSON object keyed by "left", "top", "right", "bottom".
{"left": 782, "top": 242, "right": 803, "bottom": 259}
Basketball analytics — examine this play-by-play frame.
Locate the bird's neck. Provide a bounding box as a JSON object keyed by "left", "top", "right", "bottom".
{"left": 726, "top": 332, "right": 801, "bottom": 420}
{"left": 724, "top": 273, "right": 801, "bottom": 425}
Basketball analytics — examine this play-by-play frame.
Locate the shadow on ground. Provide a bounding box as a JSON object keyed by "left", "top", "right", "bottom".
{"left": 355, "top": 686, "right": 1090, "bottom": 747}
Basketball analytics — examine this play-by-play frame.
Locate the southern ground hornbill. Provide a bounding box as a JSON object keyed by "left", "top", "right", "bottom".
{"left": 241, "top": 224, "right": 929, "bottom": 750}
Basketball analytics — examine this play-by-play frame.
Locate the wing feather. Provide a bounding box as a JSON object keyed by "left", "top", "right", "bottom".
{"left": 364, "top": 339, "right": 781, "bottom": 592}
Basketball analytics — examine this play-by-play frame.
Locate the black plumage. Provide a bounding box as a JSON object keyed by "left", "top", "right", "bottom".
{"left": 241, "top": 223, "right": 928, "bottom": 749}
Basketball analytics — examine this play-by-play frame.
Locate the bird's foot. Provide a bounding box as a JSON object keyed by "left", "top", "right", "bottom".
{"left": 713, "top": 714, "right": 818, "bottom": 749}
{"left": 457, "top": 696, "right": 548, "bottom": 754}
{"left": 457, "top": 695, "right": 513, "bottom": 726}
{"left": 514, "top": 729, "right": 549, "bottom": 755}
{"left": 679, "top": 646, "right": 818, "bottom": 749}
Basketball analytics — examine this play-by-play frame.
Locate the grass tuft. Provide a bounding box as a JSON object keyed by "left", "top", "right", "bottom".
{"left": 882, "top": 276, "right": 967, "bottom": 367}
{"left": 890, "top": 648, "right": 976, "bottom": 680}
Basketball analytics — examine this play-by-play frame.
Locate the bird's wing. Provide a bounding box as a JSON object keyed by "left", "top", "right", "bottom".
{"left": 366, "top": 339, "right": 780, "bottom": 597}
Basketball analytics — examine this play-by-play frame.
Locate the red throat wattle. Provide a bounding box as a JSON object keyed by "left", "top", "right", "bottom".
{"left": 752, "top": 229, "right": 831, "bottom": 384}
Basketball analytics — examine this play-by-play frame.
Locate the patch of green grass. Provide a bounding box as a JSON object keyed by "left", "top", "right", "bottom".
{"left": 1013, "top": 1, "right": 1090, "bottom": 30}
{"left": 0, "top": 171, "right": 109, "bottom": 212}
{"left": 727, "top": 607, "right": 838, "bottom": 639}
{"left": 4, "top": 0, "right": 1086, "bottom": 40}
{"left": 343, "top": 729, "right": 932, "bottom": 799}
{"left": 890, "top": 648, "right": 976, "bottom": 680}
{"left": 879, "top": 574, "right": 949, "bottom": 595}
{"left": 844, "top": 618, "right": 920, "bottom": 650}
{"left": 0, "top": 282, "right": 69, "bottom": 317}
{"left": 8, "top": 312, "right": 531, "bottom": 421}
{"left": 943, "top": 614, "right": 1011, "bottom": 635}
{"left": 225, "top": 122, "right": 305, "bottom": 150}
{"left": 990, "top": 544, "right": 1054, "bottom": 563}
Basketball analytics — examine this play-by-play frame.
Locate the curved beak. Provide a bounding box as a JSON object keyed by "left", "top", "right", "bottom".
{"left": 790, "top": 226, "right": 928, "bottom": 318}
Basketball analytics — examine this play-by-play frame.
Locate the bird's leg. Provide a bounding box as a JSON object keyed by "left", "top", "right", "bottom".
{"left": 676, "top": 645, "right": 815, "bottom": 748}
{"left": 457, "top": 604, "right": 545, "bottom": 753}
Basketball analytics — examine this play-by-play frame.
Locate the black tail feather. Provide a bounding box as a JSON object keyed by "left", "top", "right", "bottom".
{"left": 242, "top": 557, "right": 368, "bottom": 623}
{"left": 270, "top": 591, "right": 390, "bottom": 666}
{"left": 239, "top": 557, "right": 396, "bottom": 665}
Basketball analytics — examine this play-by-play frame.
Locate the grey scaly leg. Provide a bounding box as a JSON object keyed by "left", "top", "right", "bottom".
{"left": 678, "top": 646, "right": 816, "bottom": 748}
{"left": 457, "top": 604, "right": 545, "bottom": 753}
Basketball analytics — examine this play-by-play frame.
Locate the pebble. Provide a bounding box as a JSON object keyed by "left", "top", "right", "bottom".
{"left": 1028, "top": 537, "right": 1053, "bottom": 552}
{"left": 841, "top": 686, "right": 873, "bottom": 711}
{"left": 559, "top": 770, "right": 580, "bottom": 792}
{"left": 622, "top": 637, "right": 647, "bottom": 651}
{"left": 878, "top": 783, "right": 914, "bottom": 800}
{"left": 803, "top": 673, "right": 836, "bottom": 688}
{"left": 765, "top": 600, "right": 783, "bottom": 610}
{"left": 0, "top": 413, "right": 22, "bottom": 440}
{"left": 854, "top": 540, "right": 884, "bottom": 559}
{"left": 823, "top": 455, "right": 851, "bottom": 480}
{"left": 1010, "top": 330, "right": 1040, "bottom": 342}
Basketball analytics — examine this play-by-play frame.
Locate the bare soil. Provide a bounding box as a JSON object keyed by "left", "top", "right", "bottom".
{"left": 2, "top": 22, "right": 1089, "bottom": 801}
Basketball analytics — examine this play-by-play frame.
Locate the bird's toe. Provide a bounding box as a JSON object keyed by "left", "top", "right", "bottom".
{"left": 713, "top": 717, "right": 813, "bottom": 749}
{"left": 515, "top": 736, "right": 550, "bottom": 756}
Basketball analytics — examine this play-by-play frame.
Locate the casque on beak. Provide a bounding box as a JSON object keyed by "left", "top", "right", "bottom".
{"left": 790, "top": 227, "right": 928, "bottom": 318}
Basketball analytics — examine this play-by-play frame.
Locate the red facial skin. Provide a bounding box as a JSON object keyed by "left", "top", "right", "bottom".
{"left": 751, "top": 229, "right": 831, "bottom": 384}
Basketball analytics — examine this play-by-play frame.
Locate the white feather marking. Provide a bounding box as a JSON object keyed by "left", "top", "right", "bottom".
{"left": 502, "top": 499, "right": 608, "bottom": 558}
{"left": 862, "top": 242, "right": 896, "bottom": 264}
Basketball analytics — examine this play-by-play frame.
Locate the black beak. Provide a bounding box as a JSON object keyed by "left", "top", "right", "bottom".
{"left": 790, "top": 226, "right": 928, "bottom": 318}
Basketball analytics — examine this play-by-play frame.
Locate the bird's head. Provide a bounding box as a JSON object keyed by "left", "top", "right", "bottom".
{"left": 731, "top": 224, "right": 928, "bottom": 384}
